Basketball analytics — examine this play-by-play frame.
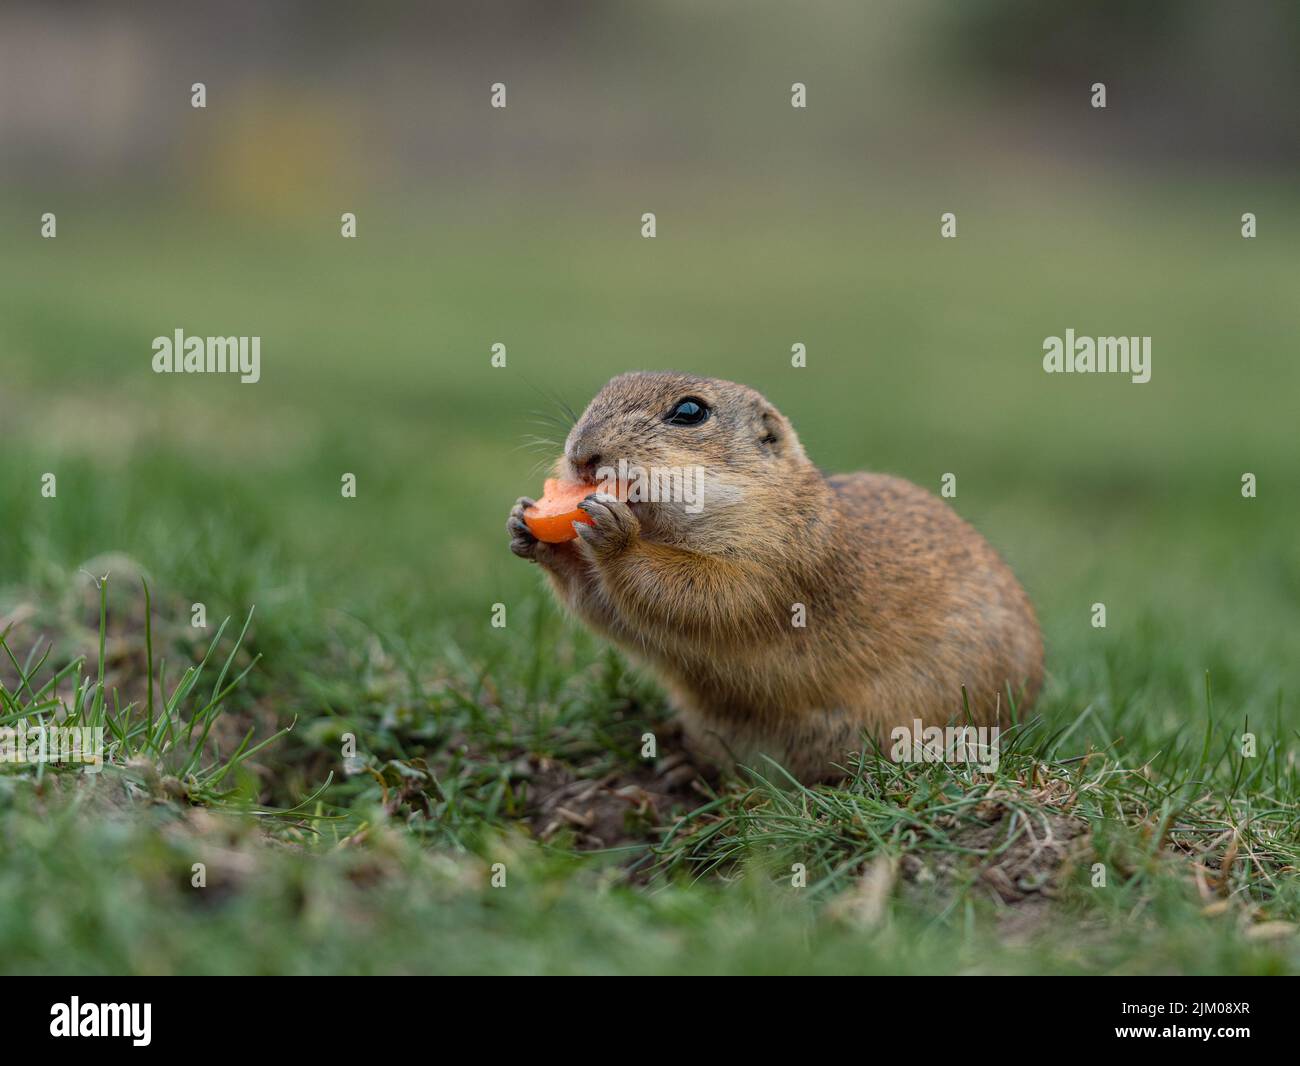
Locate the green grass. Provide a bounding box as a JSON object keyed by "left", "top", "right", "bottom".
{"left": 1, "top": 180, "right": 1297, "bottom": 974}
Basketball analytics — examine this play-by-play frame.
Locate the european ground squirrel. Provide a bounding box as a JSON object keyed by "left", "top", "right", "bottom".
{"left": 508, "top": 372, "right": 1043, "bottom": 782}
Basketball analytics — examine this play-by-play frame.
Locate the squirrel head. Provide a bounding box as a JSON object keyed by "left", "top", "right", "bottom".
{"left": 559, "top": 371, "right": 820, "bottom": 553}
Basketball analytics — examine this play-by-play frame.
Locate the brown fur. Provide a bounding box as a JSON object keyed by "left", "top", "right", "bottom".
{"left": 507, "top": 372, "right": 1043, "bottom": 783}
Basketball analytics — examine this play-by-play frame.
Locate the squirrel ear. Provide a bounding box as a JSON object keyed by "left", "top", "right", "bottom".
{"left": 759, "top": 409, "right": 784, "bottom": 453}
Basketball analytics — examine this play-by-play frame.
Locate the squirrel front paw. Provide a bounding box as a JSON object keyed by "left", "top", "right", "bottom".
{"left": 507, "top": 496, "right": 541, "bottom": 560}
{"left": 575, "top": 492, "right": 639, "bottom": 560}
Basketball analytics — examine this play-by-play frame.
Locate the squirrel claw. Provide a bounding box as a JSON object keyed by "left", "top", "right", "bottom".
{"left": 576, "top": 493, "right": 639, "bottom": 558}
{"left": 507, "top": 496, "right": 540, "bottom": 560}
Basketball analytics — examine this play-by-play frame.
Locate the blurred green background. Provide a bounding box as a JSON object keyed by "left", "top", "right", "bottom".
{"left": 0, "top": 0, "right": 1296, "bottom": 974}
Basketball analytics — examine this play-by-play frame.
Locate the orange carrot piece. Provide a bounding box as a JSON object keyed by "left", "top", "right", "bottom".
{"left": 523, "top": 478, "right": 598, "bottom": 543}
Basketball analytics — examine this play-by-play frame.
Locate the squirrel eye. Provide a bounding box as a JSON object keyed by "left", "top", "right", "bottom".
{"left": 665, "top": 397, "right": 709, "bottom": 426}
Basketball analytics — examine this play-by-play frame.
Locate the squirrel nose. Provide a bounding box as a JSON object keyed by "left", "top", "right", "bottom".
{"left": 569, "top": 449, "right": 603, "bottom": 481}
